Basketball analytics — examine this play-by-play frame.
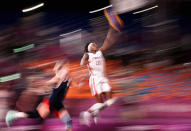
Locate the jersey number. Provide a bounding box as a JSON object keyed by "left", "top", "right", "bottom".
{"left": 96, "top": 61, "right": 101, "bottom": 65}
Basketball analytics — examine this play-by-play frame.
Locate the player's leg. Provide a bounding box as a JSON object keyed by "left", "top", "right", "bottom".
{"left": 6, "top": 97, "right": 49, "bottom": 127}
{"left": 80, "top": 94, "right": 103, "bottom": 126}
{"left": 104, "top": 91, "right": 118, "bottom": 107}
{"left": 5, "top": 110, "right": 28, "bottom": 127}
{"left": 105, "top": 91, "right": 112, "bottom": 99}
{"left": 102, "top": 83, "right": 118, "bottom": 108}
{"left": 54, "top": 108, "right": 72, "bottom": 131}
{"left": 95, "top": 94, "right": 103, "bottom": 103}
{"left": 6, "top": 108, "right": 45, "bottom": 127}
{"left": 89, "top": 82, "right": 117, "bottom": 117}
{"left": 85, "top": 81, "right": 117, "bottom": 124}
{"left": 49, "top": 80, "right": 72, "bottom": 130}
{"left": 79, "top": 101, "right": 104, "bottom": 126}
{"left": 79, "top": 93, "right": 105, "bottom": 126}
{"left": 51, "top": 97, "right": 72, "bottom": 131}
{"left": 88, "top": 78, "right": 105, "bottom": 114}
{"left": 90, "top": 83, "right": 116, "bottom": 116}
{"left": 36, "top": 98, "right": 50, "bottom": 119}
{"left": 80, "top": 81, "right": 105, "bottom": 125}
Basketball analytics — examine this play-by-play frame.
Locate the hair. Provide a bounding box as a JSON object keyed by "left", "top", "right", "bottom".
{"left": 84, "top": 42, "right": 91, "bottom": 53}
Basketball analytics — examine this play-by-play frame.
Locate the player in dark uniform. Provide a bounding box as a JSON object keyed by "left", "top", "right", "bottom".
{"left": 6, "top": 60, "right": 73, "bottom": 131}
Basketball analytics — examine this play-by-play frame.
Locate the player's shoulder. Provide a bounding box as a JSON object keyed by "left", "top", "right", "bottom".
{"left": 87, "top": 52, "right": 92, "bottom": 57}
{"left": 98, "top": 49, "right": 102, "bottom": 53}
{"left": 97, "top": 49, "right": 103, "bottom": 55}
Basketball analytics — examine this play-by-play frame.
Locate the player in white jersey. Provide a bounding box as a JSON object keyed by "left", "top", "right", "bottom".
{"left": 80, "top": 41, "right": 118, "bottom": 126}
{"left": 5, "top": 60, "right": 73, "bottom": 131}
{"left": 86, "top": 48, "right": 110, "bottom": 96}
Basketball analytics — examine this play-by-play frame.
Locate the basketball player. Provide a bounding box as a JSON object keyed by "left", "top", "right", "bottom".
{"left": 79, "top": 0, "right": 155, "bottom": 126}
{"left": 79, "top": 40, "right": 119, "bottom": 126}
{"left": 5, "top": 60, "right": 73, "bottom": 131}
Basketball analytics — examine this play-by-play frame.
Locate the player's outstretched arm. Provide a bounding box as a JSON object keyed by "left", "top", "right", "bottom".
{"left": 100, "top": 27, "right": 121, "bottom": 53}
{"left": 45, "top": 76, "right": 59, "bottom": 86}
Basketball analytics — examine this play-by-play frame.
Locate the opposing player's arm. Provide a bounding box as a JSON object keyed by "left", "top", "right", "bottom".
{"left": 45, "top": 75, "right": 59, "bottom": 86}
{"left": 100, "top": 27, "right": 121, "bottom": 53}
{"left": 80, "top": 53, "right": 89, "bottom": 66}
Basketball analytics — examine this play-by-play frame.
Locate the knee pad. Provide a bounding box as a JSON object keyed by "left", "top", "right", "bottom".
{"left": 60, "top": 111, "right": 72, "bottom": 130}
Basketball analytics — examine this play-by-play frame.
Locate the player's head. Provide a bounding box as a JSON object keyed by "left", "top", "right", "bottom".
{"left": 84, "top": 42, "right": 98, "bottom": 53}
{"left": 53, "top": 59, "right": 68, "bottom": 72}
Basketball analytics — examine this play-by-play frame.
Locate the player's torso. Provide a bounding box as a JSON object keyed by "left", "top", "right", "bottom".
{"left": 56, "top": 68, "right": 69, "bottom": 87}
{"left": 87, "top": 50, "right": 105, "bottom": 77}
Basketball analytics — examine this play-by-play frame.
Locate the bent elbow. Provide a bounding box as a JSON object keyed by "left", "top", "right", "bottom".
{"left": 80, "top": 61, "right": 85, "bottom": 66}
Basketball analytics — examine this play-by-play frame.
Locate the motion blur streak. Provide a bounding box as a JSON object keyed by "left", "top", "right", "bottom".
{"left": 0, "top": 0, "right": 191, "bottom": 131}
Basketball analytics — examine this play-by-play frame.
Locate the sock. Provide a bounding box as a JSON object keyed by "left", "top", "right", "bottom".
{"left": 15, "top": 112, "right": 27, "bottom": 118}
{"left": 60, "top": 110, "right": 72, "bottom": 130}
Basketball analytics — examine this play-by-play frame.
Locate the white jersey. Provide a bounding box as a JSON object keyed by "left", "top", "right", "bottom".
{"left": 87, "top": 50, "right": 105, "bottom": 77}
{"left": 87, "top": 50, "right": 111, "bottom": 96}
